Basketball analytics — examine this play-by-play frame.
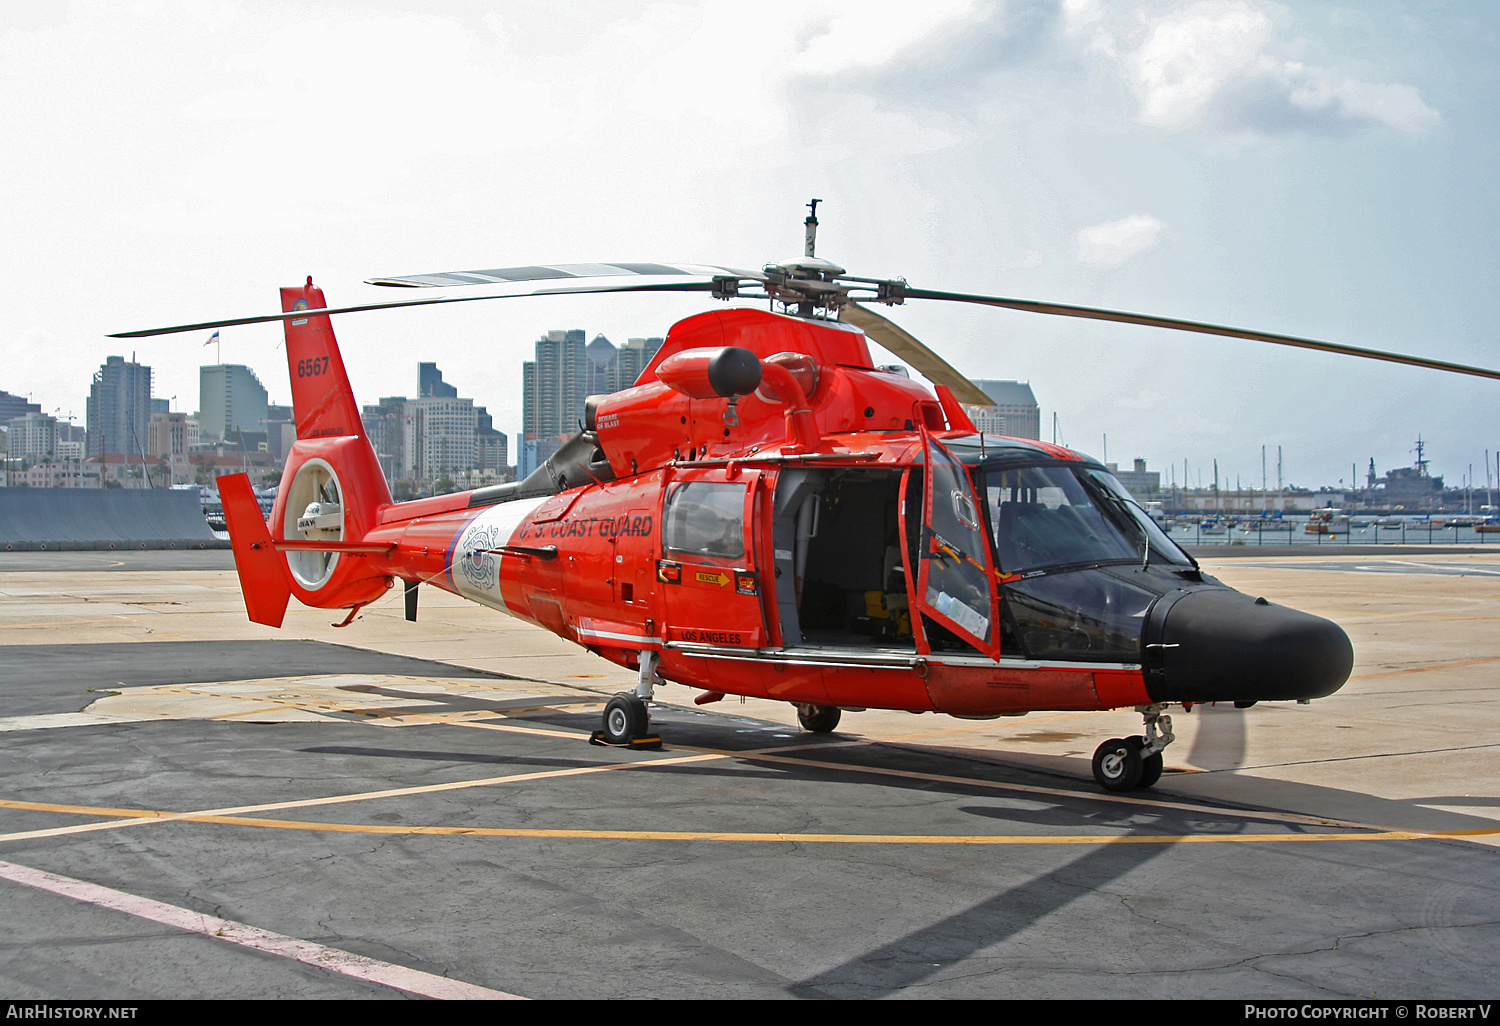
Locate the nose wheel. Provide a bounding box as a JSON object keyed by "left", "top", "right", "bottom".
{"left": 1091, "top": 706, "right": 1173, "bottom": 792}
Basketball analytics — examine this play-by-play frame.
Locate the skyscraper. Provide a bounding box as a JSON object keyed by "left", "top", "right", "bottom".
{"left": 0, "top": 390, "right": 41, "bottom": 424}
{"left": 965, "top": 380, "right": 1041, "bottom": 440}
{"left": 522, "top": 329, "right": 588, "bottom": 449}
{"left": 519, "top": 330, "right": 662, "bottom": 477}
{"left": 474, "top": 404, "right": 508, "bottom": 475}
{"left": 199, "top": 364, "right": 270, "bottom": 443}
{"left": 6, "top": 412, "right": 58, "bottom": 459}
{"left": 87, "top": 356, "right": 153, "bottom": 457}
{"left": 361, "top": 364, "right": 503, "bottom": 487}
{"left": 419, "top": 362, "right": 458, "bottom": 398}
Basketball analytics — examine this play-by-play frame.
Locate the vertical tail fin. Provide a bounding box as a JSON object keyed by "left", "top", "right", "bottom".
{"left": 280, "top": 277, "right": 368, "bottom": 443}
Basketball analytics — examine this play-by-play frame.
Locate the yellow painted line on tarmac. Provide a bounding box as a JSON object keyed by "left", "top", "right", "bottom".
{"left": 1, "top": 798, "right": 1495, "bottom": 845}
{"left": 0, "top": 688, "right": 1478, "bottom": 846}
{"left": 75, "top": 681, "right": 1425, "bottom": 836}
{"left": 0, "top": 742, "right": 778, "bottom": 844}
{"left": 0, "top": 718, "right": 1416, "bottom": 843}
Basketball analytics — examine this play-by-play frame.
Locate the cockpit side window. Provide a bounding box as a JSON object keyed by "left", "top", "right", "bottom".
{"left": 985, "top": 465, "right": 1136, "bottom": 572}
{"left": 1085, "top": 470, "right": 1194, "bottom": 566}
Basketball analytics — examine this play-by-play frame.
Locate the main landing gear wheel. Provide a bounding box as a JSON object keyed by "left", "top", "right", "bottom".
{"left": 1092, "top": 737, "right": 1142, "bottom": 791}
{"left": 796, "top": 704, "right": 841, "bottom": 733}
{"left": 601, "top": 693, "right": 649, "bottom": 745}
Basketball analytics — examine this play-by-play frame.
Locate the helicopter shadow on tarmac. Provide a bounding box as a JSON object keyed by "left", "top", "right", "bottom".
{"left": 299, "top": 704, "right": 1227, "bottom": 997}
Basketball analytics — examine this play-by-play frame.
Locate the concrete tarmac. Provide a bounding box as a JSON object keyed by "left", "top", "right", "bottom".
{"left": 0, "top": 551, "right": 1496, "bottom": 999}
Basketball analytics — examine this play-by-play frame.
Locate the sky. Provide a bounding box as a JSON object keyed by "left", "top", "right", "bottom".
{"left": 2, "top": 0, "right": 1497, "bottom": 492}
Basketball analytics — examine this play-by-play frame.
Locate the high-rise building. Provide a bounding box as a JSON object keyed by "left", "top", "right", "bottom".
{"left": 262, "top": 405, "right": 294, "bottom": 462}
{"left": 87, "top": 356, "right": 153, "bottom": 457}
{"left": 964, "top": 380, "right": 1040, "bottom": 440}
{"left": 0, "top": 390, "right": 41, "bottom": 424}
{"left": 419, "top": 363, "right": 458, "bottom": 398}
{"left": 474, "top": 405, "right": 508, "bottom": 475}
{"left": 199, "top": 364, "right": 270, "bottom": 443}
{"left": 522, "top": 329, "right": 587, "bottom": 448}
{"left": 147, "top": 412, "right": 192, "bottom": 458}
{"left": 409, "top": 395, "right": 478, "bottom": 481}
{"left": 362, "top": 396, "right": 412, "bottom": 480}
{"left": 519, "top": 330, "right": 662, "bottom": 477}
{"left": 6, "top": 412, "right": 58, "bottom": 459}
{"left": 361, "top": 364, "right": 500, "bottom": 487}
{"left": 615, "top": 337, "right": 665, "bottom": 390}
{"left": 54, "top": 422, "right": 87, "bottom": 461}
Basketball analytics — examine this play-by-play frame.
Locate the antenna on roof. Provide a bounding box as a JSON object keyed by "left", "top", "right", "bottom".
{"left": 804, "top": 198, "right": 821, "bottom": 258}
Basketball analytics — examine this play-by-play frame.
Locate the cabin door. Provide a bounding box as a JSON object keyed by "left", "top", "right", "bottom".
{"left": 657, "top": 468, "right": 768, "bottom": 650}
{"left": 914, "top": 430, "right": 1002, "bottom": 659}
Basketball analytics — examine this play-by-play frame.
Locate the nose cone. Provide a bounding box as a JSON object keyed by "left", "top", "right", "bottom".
{"left": 1147, "top": 589, "right": 1353, "bottom": 704}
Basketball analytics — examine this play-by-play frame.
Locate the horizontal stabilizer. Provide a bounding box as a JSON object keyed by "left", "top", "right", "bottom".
{"left": 273, "top": 540, "right": 396, "bottom": 553}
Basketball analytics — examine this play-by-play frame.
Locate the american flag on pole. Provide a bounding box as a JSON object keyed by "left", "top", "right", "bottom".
{"left": 204, "top": 330, "right": 219, "bottom": 347}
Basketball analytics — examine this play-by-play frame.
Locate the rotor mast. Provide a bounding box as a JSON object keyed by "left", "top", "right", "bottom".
{"left": 805, "top": 198, "right": 821, "bottom": 258}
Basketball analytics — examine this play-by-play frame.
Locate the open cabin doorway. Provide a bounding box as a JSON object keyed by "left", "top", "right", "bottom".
{"left": 771, "top": 467, "right": 914, "bottom": 650}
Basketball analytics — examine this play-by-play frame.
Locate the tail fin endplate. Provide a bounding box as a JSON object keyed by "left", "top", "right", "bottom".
{"left": 220, "top": 472, "right": 292, "bottom": 627}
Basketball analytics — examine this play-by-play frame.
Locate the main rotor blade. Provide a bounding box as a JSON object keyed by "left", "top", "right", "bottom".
{"left": 840, "top": 301, "right": 994, "bottom": 406}
{"left": 108, "top": 279, "right": 720, "bottom": 338}
{"left": 368, "top": 261, "right": 766, "bottom": 288}
{"left": 902, "top": 287, "right": 1500, "bottom": 381}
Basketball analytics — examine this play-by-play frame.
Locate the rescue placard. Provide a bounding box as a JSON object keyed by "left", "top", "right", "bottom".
{"left": 694, "top": 568, "right": 732, "bottom": 588}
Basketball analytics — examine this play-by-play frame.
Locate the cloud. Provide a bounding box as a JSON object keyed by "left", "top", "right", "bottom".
{"left": 1114, "top": 387, "right": 1169, "bottom": 411}
{"left": 788, "top": 0, "right": 985, "bottom": 79}
{"left": 1076, "top": 214, "right": 1164, "bottom": 267}
{"left": 1125, "top": 1, "right": 1274, "bottom": 130}
{"left": 1063, "top": 0, "right": 1439, "bottom": 136}
{"left": 128, "top": 13, "right": 562, "bottom": 231}
{"left": 1005, "top": 249, "right": 1046, "bottom": 270}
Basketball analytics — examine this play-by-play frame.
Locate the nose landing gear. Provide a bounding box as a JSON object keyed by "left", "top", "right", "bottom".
{"left": 1091, "top": 705, "right": 1174, "bottom": 792}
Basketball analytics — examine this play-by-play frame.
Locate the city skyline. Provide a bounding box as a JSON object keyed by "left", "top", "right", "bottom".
{"left": 4, "top": 336, "right": 1494, "bottom": 494}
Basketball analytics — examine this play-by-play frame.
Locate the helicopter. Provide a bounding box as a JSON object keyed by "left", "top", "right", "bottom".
{"left": 112, "top": 202, "right": 1500, "bottom": 792}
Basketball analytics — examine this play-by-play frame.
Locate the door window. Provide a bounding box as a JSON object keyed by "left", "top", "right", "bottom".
{"left": 918, "top": 432, "right": 998, "bottom": 654}
{"left": 663, "top": 482, "right": 746, "bottom": 560}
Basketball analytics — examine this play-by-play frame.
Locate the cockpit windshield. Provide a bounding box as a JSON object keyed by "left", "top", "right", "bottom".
{"left": 983, "top": 464, "right": 1191, "bottom": 573}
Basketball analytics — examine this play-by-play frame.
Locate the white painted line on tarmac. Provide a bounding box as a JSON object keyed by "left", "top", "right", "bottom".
{"left": 0, "top": 859, "right": 524, "bottom": 1000}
